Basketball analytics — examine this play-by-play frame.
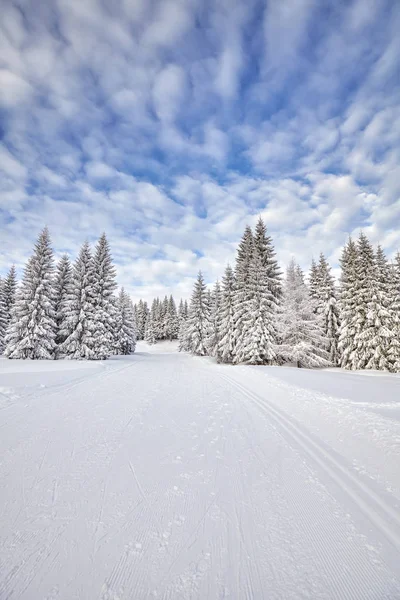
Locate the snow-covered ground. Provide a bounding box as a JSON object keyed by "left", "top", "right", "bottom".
{"left": 1, "top": 343, "right": 400, "bottom": 599}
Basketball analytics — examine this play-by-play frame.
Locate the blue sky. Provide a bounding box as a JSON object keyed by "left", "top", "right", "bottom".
{"left": 1, "top": 0, "right": 400, "bottom": 302}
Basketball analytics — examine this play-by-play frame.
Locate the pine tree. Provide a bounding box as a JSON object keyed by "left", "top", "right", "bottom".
{"left": 165, "top": 295, "right": 179, "bottom": 340}
{"left": 54, "top": 254, "right": 72, "bottom": 349}
{"left": 233, "top": 226, "right": 254, "bottom": 354}
{"left": 217, "top": 265, "right": 236, "bottom": 363}
{"left": 207, "top": 281, "right": 223, "bottom": 358}
{"left": 351, "top": 232, "right": 381, "bottom": 370}
{"left": 0, "top": 278, "right": 6, "bottom": 353}
{"left": 91, "top": 233, "right": 118, "bottom": 359}
{"left": 144, "top": 313, "right": 156, "bottom": 345}
{"left": 4, "top": 228, "right": 57, "bottom": 359}
{"left": 114, "top": 288, "right": 136, "bottom": 354}
{"left": 3, "top": 265, "right": 17, "bottom": 329}
{"left": 234, "top": 252, "right": 277, "bottom": 365}
{"left": 178, "top": 299, "right": 189, "bottom": 352}
{"left": 186, "top": 272, "right": 211, "bottom": 356}
{"left": 310, "top": 254, "right": 340, "bottom": 365}
{"left": 59, "top": 242, "right": 96, "bottom": 359}
{"left": 135, "top": 299, "right": 148, "bottom": 340}
{"left": 309, "top": 258, "right": 322, "bottom": 312}
{"left": 254, "top": 216, "right": 282, "bottom": 301}
{"left": 338, "top": 238, "right": 358, "bottom": 369}
{"left": 277, "top": 260, "right": 330, "bottom": 368}
{"left": 365, "top": 245, "right": 400, "bottom": 371}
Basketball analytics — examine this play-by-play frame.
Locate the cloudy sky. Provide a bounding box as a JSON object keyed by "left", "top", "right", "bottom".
{"left": 1, "top": 0, "right": 399, "bottom": 302}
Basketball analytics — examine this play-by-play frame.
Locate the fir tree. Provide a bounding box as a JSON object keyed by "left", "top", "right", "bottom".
{"left": 165, "top": 295, "right": 179, "bottom": 340}
{"left": 277, "top": 260, "right": 330, "bottom": 368}
{"left": 233, "top": 225, "right": 254, "bottom": 353}
{"left": 254, "top": 216, "right": 282, "bottom": 300}
{"left": 351, "top": 232, "right": 381, "bottom": 370}
{"left": 54, "top": 254, "right": 72, "bottom": 349}
{"left": 338, "top": 238, "right": 358, "bottom": 369}
{"left": 234, "top": 252, "right": 277, "bottom": 365}
{"left": 91, "top": 233, "right": 118, "bottom": 359}
{"left": 144, "top": 314, "right": 156, "bottom": 345}
{"left": 217, "top": 265, "right": 236, "bottom": 363}
{"left": 3, "top": 265, "right": 17, "bottom": 329}
{"left": 310, "top": 254, "right": 340, "bottom": 365}
{"left": 115, "top": 288, "right": 136, "bottom": 355}
{"left": 207, "top": 281, "right": 223, "bottom": 358}
{"left": 0, "top": 278, "right": 6, "bottom": 353}
{"left": 59, "top": 242, "right": 96, "bottom": 359}
{"left": 186, "top": 272, "right": 211, "bottom": 356}
{"left": 365, "top": 245, "right": 400, "bottom": 371}
{"left": 5, "top": 228, "right": 57, "bottom": 359}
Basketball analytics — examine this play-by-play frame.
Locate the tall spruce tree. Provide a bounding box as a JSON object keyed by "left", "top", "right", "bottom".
{"left": 309, "top": 254, "right": 340, "bottom": 365}
{"left": 114, "top": 288, "right": 136, "bottom": 355}
{"left": 186, "top": 272, "right": 211, "bottom": 356}
{"left": 338, "top": 239, "right": 359, "bottom": 369}
{"left": 254, "top": 216, "right": 282, "bottom": 301}
{"left": 351, "top": 232, "right": 381, "bottom": 370}
{"left": 54, "top": 254, "right": 72, "bottom": 349}
{"left": 217, "top": 265, "right": 236, "bottom": 363}
{"left": 144, "top": 313, "right": 156, "bottom": 344}
{"left": 234, "top": 252, "right": 277, "bottom": 365}
{"left": 233, "top": 225, "right": 254, "bottom": 354}
{"left": 165, "top": 295, "right": 178, "bottom": 340}
{"left": 3, "top": 265, "right": 17, "bottom": 330}
{"left": 91, "top": 233, "right": 118, "bottom": 359}
{"left": 5, "top": 228, "right": 57, "bottom": 359}
{"left": 366, "top": 245, "right": 400, "bottom": 371}
{"left": 277, "top": 260, "right": 330, "bottom": 368}
{"left": 59, "top": 242, "right": 96, "bottom": 359}
{"left": 207, "top": 280, "right": 223, "bottom": 358}
{"left": 0, "top": 278, "right": 6, "bottom": 353}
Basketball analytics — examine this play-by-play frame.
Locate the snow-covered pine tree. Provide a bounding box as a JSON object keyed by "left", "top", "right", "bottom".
{"left": 207, "top": 280, "right": 222, "bottom": 358}
{"left": 277, "top": 260, "right": 330, "bottom": 368}
{"left": 308, "top": 258, "right": 322, "bottom": 312}
{"left": 114, "top": 288, "right": 136, "bottom": 354}
{"left": 54, "top": 254, "right": 72, "bottom": 350}
{"left": 364, "top": 245, "right": 400, "bottom": 371}
{"left": 91, "top": 233, "right": 118, "bottom": 359}
{"left": 4, "top": 228, "right": 57, "bottom": 360}
{"left": 165, "top": 295, "right": 178, "bottom": 340}
{"left": 233, "top": 251, "right": 277, "bottom": 365}
{"left": 161, "top": 296, "right": 169, "bottom": 340}
{"left": 0, "top": 278, "right": 6, "bottom": 353}
{"left": 178, "top": 299, "right": 189, "bottom": 352}
{"left": 3, "top": 265, "right": 17, "bottom": 329}
{"left": 135, "top": 300, "right": 148, "bottom": 340}
{"left": 59, "top": 242, "right": 96, "bottom": 359}
{"left": 338, "top": 238, "right": 358, "bottom": 369}
{"left": 254, "top": 216, "right": 282, "bottom": 301}
{"left": 217, "top": 265, "right": 236, "bottom": 363}
{"left": 232, "top": 225, "right": 254, "bottom": 355}
{"left": 185, "top": 272, "right": 211, "bottom": 356}
{"left": 144, "top": 313, "right": 156, "bottom": 345}
{"left": 310, "top": 254, "right": 340, "bottom": 365}
{"left": 350, "top": 232, "right": 382, "bottom": 370}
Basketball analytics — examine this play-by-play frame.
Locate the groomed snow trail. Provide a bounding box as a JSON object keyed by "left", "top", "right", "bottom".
{"left": 1, "top": 349, "right": 400, "bottom": 599}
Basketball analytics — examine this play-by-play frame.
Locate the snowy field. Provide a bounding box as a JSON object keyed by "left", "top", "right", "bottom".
{"left": 1, "top": 343, "right": 400, "bottom": 599}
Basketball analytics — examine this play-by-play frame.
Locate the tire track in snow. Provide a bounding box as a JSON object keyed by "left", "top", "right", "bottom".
{"left": 220, "top": 373, "right": 400, "bottom": 577}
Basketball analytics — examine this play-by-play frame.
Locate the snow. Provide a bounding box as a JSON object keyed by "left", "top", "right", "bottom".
{"left": 1, "top": 345, "right": 400, "bottom": 599}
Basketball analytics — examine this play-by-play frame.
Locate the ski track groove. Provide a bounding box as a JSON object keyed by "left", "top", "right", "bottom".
{"left": 220, "top": 373, "right": 400, "bottom": 584}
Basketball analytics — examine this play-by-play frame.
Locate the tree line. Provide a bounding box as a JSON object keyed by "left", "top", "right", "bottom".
{"left": 0, "top": 228, "right": 136, "bottom": 359}
{"left": 2, "top": 221, "right": 400, "bottom": 371}
{"left": 178, "top": 219, "right": 400, "bottom": 371}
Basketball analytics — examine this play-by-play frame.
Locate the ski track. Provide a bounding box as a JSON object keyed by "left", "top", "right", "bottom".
{"left": 1, "top": 349, "right": 400, "bottom": 599}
